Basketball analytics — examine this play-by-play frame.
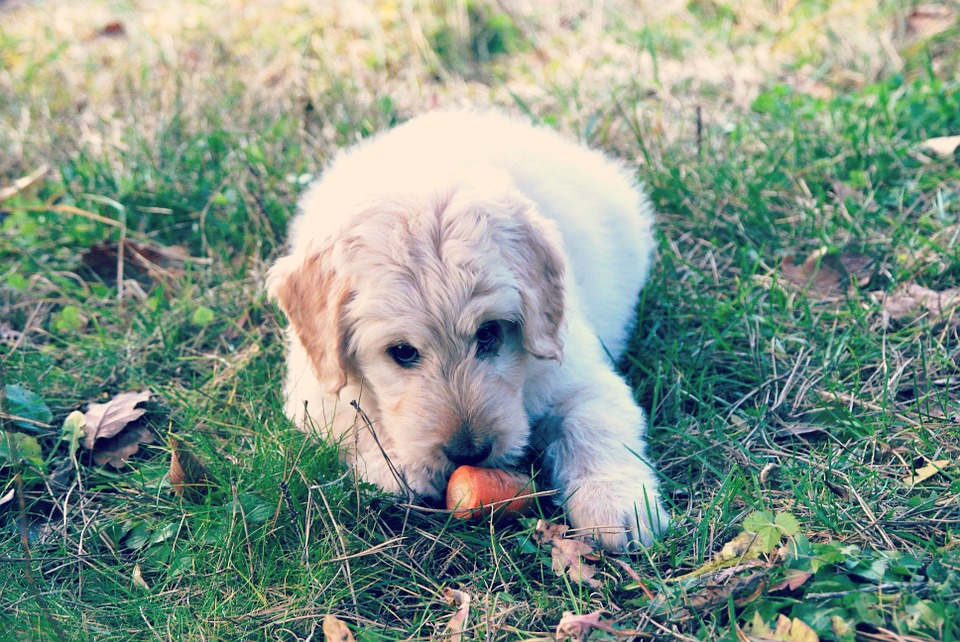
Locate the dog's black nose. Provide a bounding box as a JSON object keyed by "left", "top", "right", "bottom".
{"left": 443, "top": 440, "right": 493, "bottom": 466}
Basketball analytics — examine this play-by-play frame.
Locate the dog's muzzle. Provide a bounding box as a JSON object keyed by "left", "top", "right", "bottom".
{"left": 442, "top": 425, "right": 493, "bottom": 466}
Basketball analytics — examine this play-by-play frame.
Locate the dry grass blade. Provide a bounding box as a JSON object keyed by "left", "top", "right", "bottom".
{"left": 0, "top": 165, "right": 48, "bottom": 202}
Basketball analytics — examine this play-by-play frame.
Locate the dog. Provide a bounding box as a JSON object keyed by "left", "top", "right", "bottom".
{"left": 267, "top": 111, "right": 670, "bottom": 550}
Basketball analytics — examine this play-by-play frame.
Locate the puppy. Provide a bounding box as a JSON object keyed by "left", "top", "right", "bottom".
{"left": 267, "top": 111, "right": 670, "bottom": 550}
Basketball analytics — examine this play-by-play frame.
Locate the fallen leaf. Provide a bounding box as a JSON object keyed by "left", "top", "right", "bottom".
{"left": 745, "top": 611, "right": 819, "bottom": 642}
{"left": 906, "top": 4, "right": 956, "bottom": 38}
{"left": 0, "top": 432, "right": 44, "bottom": 469}
{"left": 132, "top": 564, "right": 150, "bottom": 590}
{"left": 82, "top": 390, "right": 151, "bottom": 449}
{"left": 322, "top": 614, "right": 356, "bottom": 642}
{"left": 0, "top": 488, "right": 15, "bottom": 507}
{"left": 780, "top": 248, "right": 873, "bottom": 300}
{"left": 92, "top": 425, "right": 155, "bottom": 468}
{"left": 169, "top": 439, "right": 211, "bottom": 501}
{"left": 442, "top": 588, "right": 471, "bottom": 642}
{"left": 720, "top": 530, "right": 766, "bottom": 560}
{"left": 877, "top": 283, "right": 960, "bottom": 325}
{"left": 837, "top": 253, "right": 874, "bottom": 287}
{"left": 770, "top": 569, "right": 814, "bottom": 592}
{"left": 781, "top": 248, "right": 843, "bottom": 298}
{"left": 95, "top": 21, "right": 126, "bottom": 37}
{"left": 650, "top": 572, "right": 767, "bottom": 619}
{"left": 904, "top": 459, "right": 950, "bottom": 487}
{"left": 533, "top": 520, "right": 602, "bottom": 588}
{"left": 4, "top": 384, "right": 53, "bottom": 432}
{"left": 81, "top": 239, "right": 204, "bottom": 287}
{"left": 555, "top": 611, "right": 636, "bottom": 642}
{"left": 672, "top": 511, "right": 798, "bottom": 582}
{"left": 920, "top": 135, "right": 960, "bottom": 158}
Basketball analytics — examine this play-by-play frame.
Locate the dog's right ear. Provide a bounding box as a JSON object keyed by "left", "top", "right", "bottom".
{"left": 266, "top": 248, "right": 350, "bottom": 393}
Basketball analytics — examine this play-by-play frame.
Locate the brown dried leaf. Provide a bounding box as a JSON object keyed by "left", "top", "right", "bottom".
{"left": 781, "top": 248, "right": 874, "bottom": 300}
{"left": 82, "top": 390, "right": 151, "bottom": 449}
{"left": 837, "top": 253, "right": 873, "bottom": 287}
{"left": 132, "top": 564, "right": 150, "bottom": 591}
{"left": 170, "top": 439, "right": 211, "bottom": 501}
{"left": 906, "top": 4, "right": 956, "bottom": 38}
{"left": 649, "top": 572, "right": 767, "bottom": 620}
{"left": 92, "top": 425, "right": 155, "bottom": 468}
{"left": 81, "top": 239, "right": 201, "bottom": 286}
{"left": 903, "top": 459, "right": 951, "bottom": 487}
{"left": 770, "top": 569, "right": 814, "bottom": 593}
{"left": 533, "top": 520, "right": 602, "bottom": 588}
{"left": 442, "top": 588, "right": 471, "bottom": 642}
{"left": 781, "top": 249, "right": 842, "bottom": 297}
{"left": 689, "top": 572, "right": 766, "bottom": 611}
{"left": 555, "top": 611, "right": 633, "bottom": 642}
{"left": 322, "top": 614, "right": 356, "bottom": 642}
{"left": 878, "top": 283, "right": 960, "bottom": 324}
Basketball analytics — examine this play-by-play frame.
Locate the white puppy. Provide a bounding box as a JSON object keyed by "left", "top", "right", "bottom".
{"left": 267, "top": 111, "right": 670, "bottom": 550}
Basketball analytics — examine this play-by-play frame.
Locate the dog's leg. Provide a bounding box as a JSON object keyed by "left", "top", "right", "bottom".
{"left": 538, "top": 324, "right": 671, "bottom": 551}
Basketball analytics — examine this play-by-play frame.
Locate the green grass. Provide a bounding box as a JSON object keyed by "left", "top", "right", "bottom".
{"left": 2, "top": 1, "right": 959, "bottom": 640}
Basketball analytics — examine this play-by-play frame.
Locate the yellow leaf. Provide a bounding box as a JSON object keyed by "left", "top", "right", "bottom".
{"left": 787, "top": 617, "right": 818, "bottom": 642}
{"left": 904, "top": 459, "right": 950, "bottom": 487}
{"left": 670, "top": 531, "right": 766, "bottom": 581}
{"left": 745, "top": 614, "right": 819, "bottom": 642}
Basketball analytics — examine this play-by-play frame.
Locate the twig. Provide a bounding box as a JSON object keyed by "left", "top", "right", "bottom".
{"left": 349, "top": 399, "right": 417, "bottom": 499}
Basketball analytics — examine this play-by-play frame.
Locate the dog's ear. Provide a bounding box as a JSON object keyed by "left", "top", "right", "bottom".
{"left": 267, "top": 247, "right": 350, "bottom": 393}
{"left": 502, "top": 206, "right": 567, "bottom": 362}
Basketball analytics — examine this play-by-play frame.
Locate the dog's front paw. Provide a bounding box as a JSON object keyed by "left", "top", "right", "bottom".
{"left": 564, "top": 480, "right": 670, "bottom": 551}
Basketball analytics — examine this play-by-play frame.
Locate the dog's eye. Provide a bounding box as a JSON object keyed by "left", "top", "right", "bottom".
{"left": 475, "top": 321, "right": 503, "bottom": 358}
{"left": 388, "top": 343, "right": 420, "bottom": 368}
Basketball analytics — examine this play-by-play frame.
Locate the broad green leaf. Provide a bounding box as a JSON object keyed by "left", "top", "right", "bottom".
{"left": 775, "top": 512, "right": 800, "bottom": 536}
{"left": 0, "top": 432, "right": 44, "bottom": 469}
{"left": 743, "top": 510, "right": 775, "bottom": 533}
{"left": 4, "top": 384, "right": 52, "bottom": 431}
{"left": 190, "top": 305, "right": 215, "bottom": 326}
{"left": 905, "top": 600, "right": 944, "bottom": 632}
{"left": 52, "top": 305, "right": 86, "bottom": 333}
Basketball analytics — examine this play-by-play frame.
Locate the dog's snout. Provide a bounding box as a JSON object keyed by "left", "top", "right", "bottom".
{"left": 443, "top": 427, "right": 493, "bottom": 466}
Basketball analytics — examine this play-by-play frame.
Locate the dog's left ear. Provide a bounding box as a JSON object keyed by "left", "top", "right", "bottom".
{"left": 500, "top": 203, "right": 567, "bottom": 362}
{"left": 266, "top": 247, "right": 351, "bottom": 393}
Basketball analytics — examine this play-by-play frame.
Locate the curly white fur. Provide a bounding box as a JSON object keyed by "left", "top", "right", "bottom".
{"left": 267, "top": 111, "right": 670, "bottom": 550}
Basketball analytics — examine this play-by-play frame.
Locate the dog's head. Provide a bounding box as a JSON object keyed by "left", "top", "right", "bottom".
{"left": 267, "top": 171, "right": 567, "bottom": 497}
